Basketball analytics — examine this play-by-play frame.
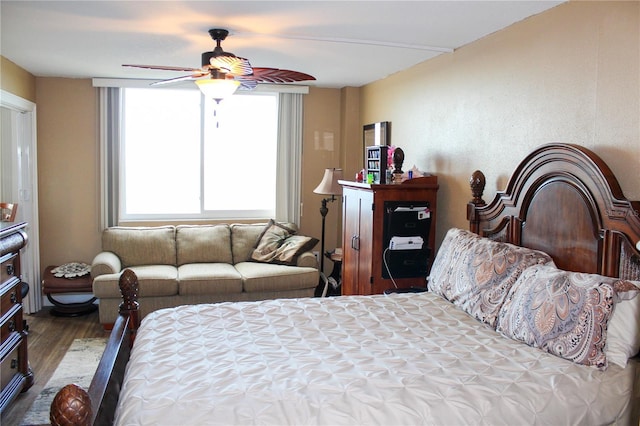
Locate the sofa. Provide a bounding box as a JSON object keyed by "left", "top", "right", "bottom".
{"left": 91, "top": 221, "right": 319, "bottom": 326}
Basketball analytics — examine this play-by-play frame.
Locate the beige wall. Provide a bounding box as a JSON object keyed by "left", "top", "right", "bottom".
{"left": 36, "top": 78, "right": 101, "bottom": 268}
{"left": 1, "top": 56, "right": 36, "bottom": 102}
{"left": 360, "top": 1, "right": 639, "bottom": 249}
{"left": 301, "top": 87, "right": 345, "bottom": 268}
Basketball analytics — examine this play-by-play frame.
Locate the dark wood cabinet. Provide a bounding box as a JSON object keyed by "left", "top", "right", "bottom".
{"left": 0, "top": 222, "right": 32, "bottom": 413}
{"left": 339, "top": 176, "right": 438, "bottom": 295}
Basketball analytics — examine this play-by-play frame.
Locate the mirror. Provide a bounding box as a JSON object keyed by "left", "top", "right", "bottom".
{"left": 363, "top": 121, "right": 390, "bottom": 166}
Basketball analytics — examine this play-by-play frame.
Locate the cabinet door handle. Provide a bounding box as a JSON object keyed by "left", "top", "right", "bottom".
{"left": 6, "top": 264, "right": 14, "bottom": 275}
{"left": 10, "top": 291, "right": 17, "bottom": 304}
{"left": 352, "top": 235, "right": 360, "bottom": 251}
{"left": 8, "top": 319, "right": 16, "bottom": 332}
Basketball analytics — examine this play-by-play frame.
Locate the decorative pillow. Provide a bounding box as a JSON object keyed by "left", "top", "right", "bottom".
{"left": 252, "top": 219, "right": 296, "bottom": 253}
{"left": 428, "top": 228, "right": 554, "bottom": 328}
{"left": 251, "top": 220, "right": 318, "bottom": 265}
{"left": 496, "top": 264, "right": 622, "bottom": 369}
{"left": 606, "top": 280, "right": 640, "bottom": 368}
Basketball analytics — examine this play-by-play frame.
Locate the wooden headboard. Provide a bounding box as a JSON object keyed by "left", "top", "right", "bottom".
{"left": 468, "top": 143, "right": 640, "bottom": 281}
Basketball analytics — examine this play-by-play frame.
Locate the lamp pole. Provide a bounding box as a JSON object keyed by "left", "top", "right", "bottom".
{"left": 318, "top": 195, "right": 334, "bottom": 272}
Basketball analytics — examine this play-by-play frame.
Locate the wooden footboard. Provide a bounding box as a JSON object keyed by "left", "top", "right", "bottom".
{"left": 49, "top": 269, "right": 140, "bottom": 426}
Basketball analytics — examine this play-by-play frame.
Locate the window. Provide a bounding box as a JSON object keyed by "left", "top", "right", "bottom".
{"left": 121, "top": 87, "right": 278, "bottom": 220}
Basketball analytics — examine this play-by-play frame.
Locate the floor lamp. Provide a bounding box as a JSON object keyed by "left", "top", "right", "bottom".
{"left": 313, "top": 168, "right": 343, "bottom": 273}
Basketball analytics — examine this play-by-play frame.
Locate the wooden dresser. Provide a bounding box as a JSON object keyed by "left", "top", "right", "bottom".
{"left": 339, "top": 176, "right": 438, "bottom": 295}
{"left": 0, "top": 222, "right": 32, "bottom": 413}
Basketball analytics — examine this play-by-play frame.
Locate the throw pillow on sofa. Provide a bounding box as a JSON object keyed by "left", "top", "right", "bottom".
{"left": 251, "top": 219, "right": 318, "bottom": 265}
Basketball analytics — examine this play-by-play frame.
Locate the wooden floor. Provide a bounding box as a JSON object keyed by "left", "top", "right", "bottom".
{"left": 1, "top": 307, "right": 109, "bottom": 426}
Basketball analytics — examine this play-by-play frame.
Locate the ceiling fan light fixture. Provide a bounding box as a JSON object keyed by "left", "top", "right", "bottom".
{"left": 195, "top": 78, "right": 240, "bottom": 103}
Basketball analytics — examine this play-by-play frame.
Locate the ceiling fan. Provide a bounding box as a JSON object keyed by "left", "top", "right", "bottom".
{"left": 123, "top": 29, "right": 316, "bottom": 103}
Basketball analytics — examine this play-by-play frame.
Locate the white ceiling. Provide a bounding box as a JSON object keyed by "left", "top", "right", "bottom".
{"left": 1, "top": 1, "right": 564, "bottom": 89}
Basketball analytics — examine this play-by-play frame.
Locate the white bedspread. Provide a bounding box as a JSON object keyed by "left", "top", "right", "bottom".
{"left": 115, "top": 292, "right": 639, "bottom": 425}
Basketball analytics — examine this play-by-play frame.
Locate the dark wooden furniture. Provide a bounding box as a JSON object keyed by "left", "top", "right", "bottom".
{"left": 50, "top": 269, "right": 138, "bottom": 426}
{"left": 42, "top": 265, "right": 97, "bottom": 317}
{"left": 467, "top": 144, "right": 640, "bottom": 280}
{"left": 50, "top": 143, "right": 640, "bottom": 425}
{"left": 0, "top": 222, "right": 32, "bottom": 414}
{"left": 339, "top": 176, "right": 439, "bottom": 295}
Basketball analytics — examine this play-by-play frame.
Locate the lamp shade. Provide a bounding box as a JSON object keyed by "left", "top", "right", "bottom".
{"left": 195, "top": 78, "right": 240, "bottom": 102}
{"left": 314, "top": 168, "right": 343, "bottom": 195}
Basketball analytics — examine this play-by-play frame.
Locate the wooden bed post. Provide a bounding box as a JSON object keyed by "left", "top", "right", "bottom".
{"left": 118, "top": 268, "right": 140, "bottom": 346}
{"left": 467, "top": 170, "right": 486, "bottom": 234}
{"left": 50, "top": 269, "right": 140, "bottom": 426}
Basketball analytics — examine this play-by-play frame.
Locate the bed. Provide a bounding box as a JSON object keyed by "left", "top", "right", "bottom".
{"left": 50, "top": 143, "right": 640, "bottom": 425}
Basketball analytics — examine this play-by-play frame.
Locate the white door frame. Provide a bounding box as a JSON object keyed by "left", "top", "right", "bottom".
{"left": 1, "top": 89, "right": 41, "bottom": 313}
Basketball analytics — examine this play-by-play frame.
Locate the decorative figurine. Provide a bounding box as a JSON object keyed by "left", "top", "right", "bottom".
{"left": 391, "top": 147, "right": 405, "bottom": 182}
{"left": 392, "top": 147, "right": 405, "bottom": 174}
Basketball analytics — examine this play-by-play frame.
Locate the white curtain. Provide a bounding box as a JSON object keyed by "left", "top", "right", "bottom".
{"left": 275, "top": 93, "right": 304, "bottom": 225}
{"left": 99, "top": 87, "right": 121, "bottom": 229}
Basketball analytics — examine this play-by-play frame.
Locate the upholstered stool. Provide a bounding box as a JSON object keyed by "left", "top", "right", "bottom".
{"left": 42, "top": 265, "right": 97, "bottom": 317}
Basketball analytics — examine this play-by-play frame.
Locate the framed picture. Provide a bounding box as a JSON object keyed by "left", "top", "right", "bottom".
{"left": 363, "top": 121, "right": 390, "bottom": 167}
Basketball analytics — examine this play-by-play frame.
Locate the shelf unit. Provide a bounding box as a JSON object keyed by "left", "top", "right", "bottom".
{"left": 365, "top": 146, "right": 389, "bottom": 184}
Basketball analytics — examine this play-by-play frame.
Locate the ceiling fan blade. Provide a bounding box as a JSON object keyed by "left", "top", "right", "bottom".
{"left": 250, "top": 68, "right": 316, "bottom": 84}
{"left": 123, "top": 64, "right": 203, "bottom": 73}
{"left": 233, "top": 76, "right": 259, "bottom": 90}
{"left": 150, "top": 73, "right": 208, "bottom": 86}
{"left": 123, "top": 30, "right": 315, "bottom": 92}
{"left": 209, "top": 56, "right": 253, "bottom": 76}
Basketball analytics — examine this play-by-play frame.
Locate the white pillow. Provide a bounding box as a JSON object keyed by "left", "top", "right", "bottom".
{"left": 606, "top": 280, "right": 640, "bottom": 368}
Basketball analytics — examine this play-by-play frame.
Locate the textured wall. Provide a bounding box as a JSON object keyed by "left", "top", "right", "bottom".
{"left": 360, "top": 1, "right": 639, "bottom": 248}
{"left": 36, "top": 78, "right": 101, "bottom": 268}
{"left": 1, "top": 56, "right": 35, "bottom": 102}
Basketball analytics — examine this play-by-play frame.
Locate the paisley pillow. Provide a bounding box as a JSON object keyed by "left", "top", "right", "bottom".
{"left": 428, "top": 228, "right": 554, "bottom": 328}
{"left": 250, "top": 220, "right": 318, "bottom": 265}
{"left": 496, "top": 264, "right": 623, "bottom": 369}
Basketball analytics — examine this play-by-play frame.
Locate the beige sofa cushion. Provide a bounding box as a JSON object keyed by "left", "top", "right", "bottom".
{"left": 176, "top": 224, "right": 232, "bottom": 266}
{"left": 102, "top": 226, "right": 176, "bottom": 267}
{"left": 177, "top": 263, "right": 243, "bottom": 295}
{"left": 93, "top": 265, "right": 178, "bottom": 298}
{"left": 230, "top": 223, "right": 267, "bottom": 264}
{"left": 235, "top": 262, "right": 318, "bottom": 293}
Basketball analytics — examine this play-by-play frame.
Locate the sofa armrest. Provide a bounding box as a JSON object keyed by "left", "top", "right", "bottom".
{"left": 91, "top": 251, "right": 122, "bottom": 278}
{"left": 296, "top": 251, "right": 318, "bottom": 269}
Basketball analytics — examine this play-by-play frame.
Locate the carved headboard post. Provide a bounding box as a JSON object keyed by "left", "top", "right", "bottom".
{"left": 467, "top": 170, "right": 486, "bottom": 234}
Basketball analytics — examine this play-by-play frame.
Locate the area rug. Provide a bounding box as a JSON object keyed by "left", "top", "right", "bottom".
{"left": 21, "top": 337, "right": 107, "bottom": 426}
